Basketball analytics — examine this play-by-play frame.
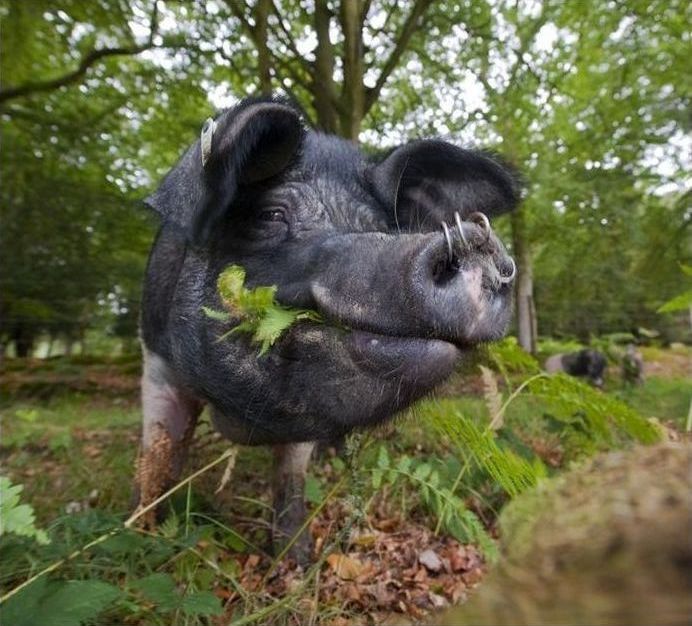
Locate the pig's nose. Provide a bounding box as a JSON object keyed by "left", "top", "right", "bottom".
{"left": 440, "top": 211, "right": 516, "bottom": 284}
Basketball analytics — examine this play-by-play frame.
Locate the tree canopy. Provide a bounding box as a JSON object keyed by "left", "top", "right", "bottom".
{"left": 1, "top": 0, "right": 689, "bottom": 356}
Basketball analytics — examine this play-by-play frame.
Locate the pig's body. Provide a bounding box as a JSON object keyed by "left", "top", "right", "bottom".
{"left": 545, "top": 349, "right": 607, "bottom": 387}
{"left": 136, "top": 96, "right": 519, "bottom": 562}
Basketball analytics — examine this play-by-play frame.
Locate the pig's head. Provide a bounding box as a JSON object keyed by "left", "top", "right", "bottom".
{"left": 144, "top": 97, "right": 520, "bottom": 444}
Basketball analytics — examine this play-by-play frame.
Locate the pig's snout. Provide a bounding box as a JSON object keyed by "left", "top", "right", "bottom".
{"left": 439, "top": 211, "right": 516, "bottom": 287}
{"left": 309, "top": 221, "right": 514, "bottom": 349}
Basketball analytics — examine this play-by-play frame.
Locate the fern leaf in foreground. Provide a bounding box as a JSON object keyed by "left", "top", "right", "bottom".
{"left": 427, "top": 408, "right": 545, "bottom": 498}
{"left": 205, "top": 265, "right": 324, "bottom": 355}
{"left": 0, "top": 476, "right": 49, "bottom": 544}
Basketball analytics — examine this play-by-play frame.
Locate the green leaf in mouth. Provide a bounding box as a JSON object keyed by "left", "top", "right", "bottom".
{"left": 204, "top": 265, "right": 324, "bottom": 355}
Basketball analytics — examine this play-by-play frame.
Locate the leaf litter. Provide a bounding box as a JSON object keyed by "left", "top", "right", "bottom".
{"left": 213, "top": 500, "right": 487, "bottom": 625}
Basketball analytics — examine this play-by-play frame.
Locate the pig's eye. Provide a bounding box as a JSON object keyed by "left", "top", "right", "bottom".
{"left": 258, "top": 208, "right": 286, "bottom": 223}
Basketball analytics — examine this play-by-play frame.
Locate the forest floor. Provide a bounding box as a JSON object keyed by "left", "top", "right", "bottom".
{"left": 0, "top": 344, "right": 690, "bottom": 625}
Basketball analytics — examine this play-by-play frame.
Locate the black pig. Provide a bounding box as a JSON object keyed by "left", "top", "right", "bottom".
{"left": 544, "top": 349, "right": 608, "bottom": 387}
{"left": 136, "top": 96, "right": 519, "bottom": 562}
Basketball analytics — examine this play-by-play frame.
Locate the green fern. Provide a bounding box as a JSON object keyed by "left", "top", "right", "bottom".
{"left": 527, "top": 374, "right": 662, "bottom": 446}
{"left": 370, "top": 446, "right": 499, "bottom": 562}
{"left": 203, "top": 265, "right": 323, "bottom": 355}
{"left": 0, "top": 476, "right": 49, "bottom": 544}
{"left": 423, "top": 405, "right": 546, "bottom": 498}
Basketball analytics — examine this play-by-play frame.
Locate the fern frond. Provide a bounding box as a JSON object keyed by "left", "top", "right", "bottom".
{"left": 528, "top": 374, "right": 662, "bottom": 445}
{"left": 432, "top": 412, "right": 545, "bottom": 497}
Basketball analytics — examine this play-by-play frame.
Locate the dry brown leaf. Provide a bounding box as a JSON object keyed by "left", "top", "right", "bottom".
{"left": 419, "top": 548, "right": 443, "bottom": 573}
{"left": 327, "top": 552, "right": 367, "bottom": 580}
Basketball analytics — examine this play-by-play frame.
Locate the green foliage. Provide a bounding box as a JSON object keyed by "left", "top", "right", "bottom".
{"left": 1, "top": 578, "right": 122, "bottom": 626}
{"left": 370, "top": 446, "right": 499, "bottom": 563}
{"left": 658, "top": 266, "right": 692, "bottom": 313}
{"left": 206, "top": 265, "right": 323, "bottom": 355}
{"left": 0, "top": 477, "right": 49, "bottom": 544}
{"left": 0, "top": 509, "right": 227, "bottom": 625}
{"left": 491, "top": 336, "right": 661, "bottom": 446}
{"left": 487, "top": 337, "right": 541, "bottom": 378}
{"left": 130, "top": 573, "right": 222, "bottom": 617}
{"left": 527, "top": 374, "right": 662, "bottom": 451}
{"left": 658, "top": 290, "right": 692, "bottom": 313}
{"left": 422, "top": 404, "right": 546, "bottom": 499}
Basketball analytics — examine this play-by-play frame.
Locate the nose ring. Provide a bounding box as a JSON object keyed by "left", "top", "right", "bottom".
{"left": 453, "top": 211, "right": 469, "bottom": 249}
{"left": 441, "top": 221, "right": 454, "bottom": 265}
{"left": 498, "top": 256, "right": 516, "bottom": 284}
{"left": 467, "top": 212, "right": 491, "bottom": 240}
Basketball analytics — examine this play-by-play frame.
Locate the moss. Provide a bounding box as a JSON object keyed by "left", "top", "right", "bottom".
{"left": 439, "top": 442, "right": 692, "bottom": 626}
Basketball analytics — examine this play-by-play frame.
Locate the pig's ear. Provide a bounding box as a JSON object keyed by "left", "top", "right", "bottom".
{"left": 145, "top": 99, "right": 304, "bottom": 245}
{"left": 366, "top": 140, "right": 521, "bottom": 230}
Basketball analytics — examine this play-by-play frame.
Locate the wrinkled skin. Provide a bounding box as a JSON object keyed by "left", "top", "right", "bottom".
{"left": 136, "top": 96, "right": 520, "bottom": 562}
{"left": 545, "top": 349, "right": 608, "bottom": 387}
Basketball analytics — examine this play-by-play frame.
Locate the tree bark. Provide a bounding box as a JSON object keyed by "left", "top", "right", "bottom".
{"left": 312, "top": 0, "right": 339, "bottom": 134}
{"left": 13, "top": 325, "right": 33, "bottom": 358}
{"left": 254, "top": 0, "right": 273, "bottom": 94}
{"left": 338, "top": 0, "right": 366, "bottom": 140}
{"left": 511, "top": 207, "right": 537, "bottom": 354}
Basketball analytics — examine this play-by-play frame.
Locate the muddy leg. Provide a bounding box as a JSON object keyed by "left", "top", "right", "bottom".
{"left": 272, "top": 441, "right": 315, "bottom": 565}
{"left": 134, "top": 349, "right": 202, "bottom": 527}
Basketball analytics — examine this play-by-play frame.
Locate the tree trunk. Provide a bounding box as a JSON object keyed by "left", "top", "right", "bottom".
{"left": 511, "top": 207, "right": 537, "bottom": 354}
{"left": 13, "top": 325, "right": 33, "bottom": 358}
{"left": 313, "top": 0, "right": 339, "bottom": 134}
{"left": 338, "top": 0, "right": 365, "bottom": 141}
{"left": 254, "top": 0, "right": 272, "bottom": 94}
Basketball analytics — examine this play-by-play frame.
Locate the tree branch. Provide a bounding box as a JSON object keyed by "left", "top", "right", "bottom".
{"left": 364, "top": 0, "right": 434, "bottom": 114}
{"left": 0, "top": 2, "right": 159, "bottom": 105}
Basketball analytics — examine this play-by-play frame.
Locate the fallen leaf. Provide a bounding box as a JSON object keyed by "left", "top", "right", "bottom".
{"left": 327, "top": 552, "right": 366, "bottom": 580}
{"left": 418, "top": 548, "right": 443, "bottom": 573}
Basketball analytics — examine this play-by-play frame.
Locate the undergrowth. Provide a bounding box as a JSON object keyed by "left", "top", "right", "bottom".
{"left": 0, "top": 337, "right": 668, "bottom": 625}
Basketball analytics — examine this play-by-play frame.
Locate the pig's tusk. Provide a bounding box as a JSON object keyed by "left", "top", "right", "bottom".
{"left": 498, "top": 257, "right": 516, "bottom": 284}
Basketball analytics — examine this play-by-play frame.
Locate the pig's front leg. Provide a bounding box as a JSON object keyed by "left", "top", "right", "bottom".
{"left": 134, "top": 349, "right": 203, "bottom": 527}
{"left": 272, "top": 441, "right": 315, "bottom": 565}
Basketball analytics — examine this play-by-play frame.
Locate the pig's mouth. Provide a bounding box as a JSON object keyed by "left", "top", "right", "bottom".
{"left": 281, "top": 319, "right": 465, "bottom": 386}
{"left": 348, "top": 329, "right": 461, "bottom": 381}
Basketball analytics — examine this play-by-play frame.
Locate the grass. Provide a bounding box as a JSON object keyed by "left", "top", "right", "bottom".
{"left": 616, "top": 377, "right": 691, "bottom": 428}
{"left": 1, "top": 396, "right": 140, "bottom": 521}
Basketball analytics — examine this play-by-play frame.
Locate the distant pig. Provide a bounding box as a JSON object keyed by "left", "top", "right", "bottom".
{"left": 621, "top": 344, "right": 644, "bottom": 385}
{"left": 544, "top": 349, "right": 608, "bottom": 388}
{"left": 136, "top": 96, "right": 519, "bottom": 563}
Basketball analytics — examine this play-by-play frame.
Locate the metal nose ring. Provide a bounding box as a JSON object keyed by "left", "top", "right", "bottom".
{"left": 498, "top": 256, "right": 517, "bottom": 284}
{"left": 453, "top": 211, "right": 469, "bottom": 249}
{"left": 468, "top": 212, "right": 491, "bottom": 240}
{"left": 441, "top": 221, "right": 454, "bottom": 265}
